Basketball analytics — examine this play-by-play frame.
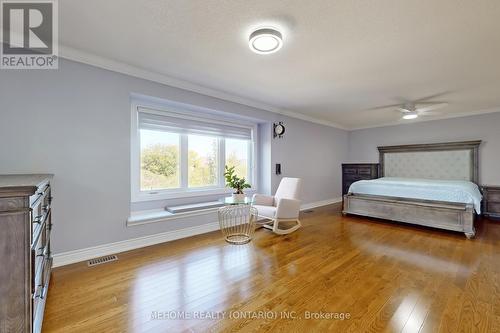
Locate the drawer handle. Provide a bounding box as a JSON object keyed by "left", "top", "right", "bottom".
{"left": 42, "top": 205, "right": 49, "bottom": 212}
{"left": 33, "top": 285, "right": 44, "bottom": 299}
{"left": 33, "top": 215, "right": 43, "bottom": 224}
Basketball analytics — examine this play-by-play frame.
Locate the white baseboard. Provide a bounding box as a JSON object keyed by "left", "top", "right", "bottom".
{"left": 52, "top": 221, "right": 220, "bottom": 267}
{"left": 52, "top": 197, "right": 342, "bottom": 267}
{"left": 301, "top": 197, "right": 343, "bottom": 211}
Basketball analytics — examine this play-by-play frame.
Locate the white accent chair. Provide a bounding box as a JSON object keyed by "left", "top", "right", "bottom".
{"left": 252, "top": 177, "right": 302, "bottom": 235}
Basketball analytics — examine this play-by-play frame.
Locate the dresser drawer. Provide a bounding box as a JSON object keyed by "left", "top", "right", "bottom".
{"left": 345, "top": 174, "right": 376, "bottom": 181}
{"left": 32, "top": 222, "right": 47, "bottom": 265}
{"left": 343, "top": 167, "right": 358, "bottom": 175}
{"left": 357, "top": 167, "right": 374, "bottom": 176}
{"left": 31, "top": 207, "right": 50, "bottom": 247}
{"left": 342, "top": 164, "right": 379, "bottom": 195}
{"left": 487, "top": 202, "right": 500, "bottom": 214}
{"left": 33, "top": 256, "right": 51, "bottom": 331}
{"left": 32, "top": 222, "right": 47, "bottom": 297}
{"left": 30, "top": 183, "right": 50, "bottom": 220}
{"left": 0, "top": 174, "right": 53, "bottom": 333}
{"left": 343, "top": 167, "right": 377, "bottom": 176}
{"left": 30, "top": 182, "right": 49, "bottom": 206}
{"left": 31, "top": 199, "right": 43, "bottom": 244}
{"left": 33, "top": 259, "right": 45, "bottom": 301}
{"left": 344, "top": 174, "right": 362, "bottom": 181}
{"left": 485, "top": 190, "right": 500, "bottom": 203}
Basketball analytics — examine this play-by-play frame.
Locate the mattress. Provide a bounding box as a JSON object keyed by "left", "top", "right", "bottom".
{"left": 348, "top": 177, "right": 482, "bottom": 213}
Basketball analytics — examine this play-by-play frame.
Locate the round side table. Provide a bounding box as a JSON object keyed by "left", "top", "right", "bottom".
{"left": 218, "top": 197, "right": 257, "bottom": 244}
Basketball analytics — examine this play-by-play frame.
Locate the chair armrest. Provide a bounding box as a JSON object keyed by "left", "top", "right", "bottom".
{"left": 252, "top": 194, "right": 274, "bottom": 206}
{"left": 276, "top": 198, "right": 301, "bottom": 219}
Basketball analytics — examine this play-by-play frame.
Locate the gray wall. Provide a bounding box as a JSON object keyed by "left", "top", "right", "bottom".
{"left": 2, "top": 57, "right": 498, "bottom": 255}
{"left": 0, "top": 59, "right": 348, "bottom": 254}
{"left": 272, "top": 119, "right": 348, "bottom": 203}
{"left": 348, "top": 112, "right": 500, "bottom": 185}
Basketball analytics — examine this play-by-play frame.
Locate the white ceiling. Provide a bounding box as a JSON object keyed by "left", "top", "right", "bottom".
{"left": 60, "top": 0, "right": 500, "bottom": 129}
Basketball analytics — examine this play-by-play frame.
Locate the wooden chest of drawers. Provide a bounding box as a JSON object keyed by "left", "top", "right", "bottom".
{"left": 482, "top": 185, "right": 500, "bottom": 219}
{"left": 342, "top": 164, "right": 379, "bottom": 195}
{"left": 0, "top": 174, "right": 53, "bottom": 333}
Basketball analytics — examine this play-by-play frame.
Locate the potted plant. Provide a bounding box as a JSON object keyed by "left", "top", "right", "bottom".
{"left": 224, "top": 165, "right": 251, "bottom": 201}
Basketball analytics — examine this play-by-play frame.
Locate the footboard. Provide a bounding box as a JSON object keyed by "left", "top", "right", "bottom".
{"left": 343, "top": 194, "right": 475, "bottom": 238}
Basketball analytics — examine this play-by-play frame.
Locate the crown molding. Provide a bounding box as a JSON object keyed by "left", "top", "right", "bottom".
{"left": 10, "top": 44, "right": 498, "bottom": 132}
{"left": 58, "top": 45, "right": 348, "bottom": 130}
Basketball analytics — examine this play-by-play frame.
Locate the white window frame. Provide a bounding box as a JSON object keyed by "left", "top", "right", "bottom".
{"left": 131, "top": 96, "right": 258, "bottom": 202}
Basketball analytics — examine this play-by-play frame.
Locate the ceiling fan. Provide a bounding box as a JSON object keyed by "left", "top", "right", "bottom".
{"left": 397, "top": 102, "right": 449, "bottom": 120}
{"left": 367, "top": 93, "right": 450, "bottom": 121}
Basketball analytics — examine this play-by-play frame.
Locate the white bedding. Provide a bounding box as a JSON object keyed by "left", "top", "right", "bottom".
{"left": 348, "top": 177, "right": 482, "bottom": 213}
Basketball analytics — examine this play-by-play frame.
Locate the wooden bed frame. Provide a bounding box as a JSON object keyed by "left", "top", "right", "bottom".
{"left": 343, "top": 141, "right": 482, "bottom": 238}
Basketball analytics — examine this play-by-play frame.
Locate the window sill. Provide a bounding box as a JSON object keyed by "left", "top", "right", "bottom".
{"left": 127, "top": 206, "right": 220, "bottom": 227}
{"left": 132, "top": 188, "right": 256, "bottom": 202}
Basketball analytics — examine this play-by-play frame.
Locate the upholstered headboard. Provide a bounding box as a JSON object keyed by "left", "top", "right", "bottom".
{"left": 378, "top": 141, "right": 481, "bottom": 184}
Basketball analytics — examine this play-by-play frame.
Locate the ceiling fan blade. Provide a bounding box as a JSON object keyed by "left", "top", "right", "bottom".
{"left": 415, "top": 91, "right": 453, "bottom": 102}
{"left": 414, "top": 101, "right": 447, "bottom": 105}
{"left": 419, "top": 111, "right": 442, "bottom": 116}
{"left": 416, "top": 103, "right": 448, "bottom": 113}
{"left": 397, "top": 107, "right": 412, "bottom": 113}
{"left": 366, "top": 103, "right": 405, "bottom": 111}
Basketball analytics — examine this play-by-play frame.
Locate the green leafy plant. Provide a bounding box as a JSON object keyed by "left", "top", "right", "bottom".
{"left": 224, "top": 165, "right": 251, "bottom": 194}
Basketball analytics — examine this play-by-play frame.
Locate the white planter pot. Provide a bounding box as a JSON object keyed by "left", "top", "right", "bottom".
{"left": 232, "top": 193, "right": 245, "bottom": 202}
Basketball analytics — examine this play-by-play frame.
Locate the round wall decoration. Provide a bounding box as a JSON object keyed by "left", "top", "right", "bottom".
{"left": 273, "top": 122, "right": 285, "bottom": 138}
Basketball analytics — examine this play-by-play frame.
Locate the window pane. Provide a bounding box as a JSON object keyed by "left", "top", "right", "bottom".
{"left": 188, "top": 135, "right": 218, "bottom": 187}
{"left": 140, "top": 130, "right": 180, "bottom": 190}
{"left": 225, "top": 138, "right": 250, "bottom": 182}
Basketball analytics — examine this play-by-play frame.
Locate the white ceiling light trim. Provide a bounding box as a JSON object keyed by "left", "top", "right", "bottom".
{"left": 248, "top": 28, "right": 283, "bottom": 54}
{"left": 402, "top": 112, "right": 418, "bottom": 120}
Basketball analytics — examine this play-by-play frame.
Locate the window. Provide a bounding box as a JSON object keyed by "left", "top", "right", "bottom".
{"left": 131, "top": 101, "right": 256, "bottom": 201}
{"left": 140, "top": 130, "right": 180, "bottom": 190}
{"left": 188, "top": 134, "right": 218, "bottom": 187}
{"left": 225, "top": 138, "right": 250, "bottom": 180}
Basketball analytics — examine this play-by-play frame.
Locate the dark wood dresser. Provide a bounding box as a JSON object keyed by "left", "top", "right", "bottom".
{"left": 342, "top": 164, "right": 379, "bottom": 195}
{"left": 0, "top": 174, "right": 53, "bottom": 333}
{"left": 482, "top": 185, "right": 500, "bottom": 219}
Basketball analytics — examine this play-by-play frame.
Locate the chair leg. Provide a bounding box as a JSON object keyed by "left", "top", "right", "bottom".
{"left": 272, "top": 219, "right": 301, "bottom": 235}
{"left": 256, "top": 217, "right": 273, "bottom": 228}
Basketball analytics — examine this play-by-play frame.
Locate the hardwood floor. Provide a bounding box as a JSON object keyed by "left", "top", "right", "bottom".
{"left": 43, "top": 206, "right": 500, "bottom": 333}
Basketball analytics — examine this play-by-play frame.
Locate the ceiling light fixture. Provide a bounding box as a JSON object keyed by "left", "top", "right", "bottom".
{"left": 402, "top": 112, "right": 419, "bottom": 120}
{"left": 249, "top": 28, "right": 283, "bottom": 54}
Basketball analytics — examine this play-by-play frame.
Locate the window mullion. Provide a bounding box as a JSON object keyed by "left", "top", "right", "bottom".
{"left": 180, "top": 134, "right": 188, "bottom": 189}
{"left": 218, "top": 138, "right": 225, "bottom": 189}
{"left": 247, "top": 140, "right": 253, "bottom": 186}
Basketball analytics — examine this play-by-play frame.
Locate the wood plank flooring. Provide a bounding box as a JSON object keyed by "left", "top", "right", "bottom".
{"left": 43, "top": 206, "right": 500, "bottom": 333}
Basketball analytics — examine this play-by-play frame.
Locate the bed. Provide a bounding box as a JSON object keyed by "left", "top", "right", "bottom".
{"left": 342, "top": 141, "right": 482, "bottom": 238}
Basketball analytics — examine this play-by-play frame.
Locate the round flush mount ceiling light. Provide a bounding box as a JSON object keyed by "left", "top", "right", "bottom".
{"left": 402, "top": 112, "right": 419, "bottom": 120}
{"left": 249, "top": 28, "right": 283, "bottom": 54}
